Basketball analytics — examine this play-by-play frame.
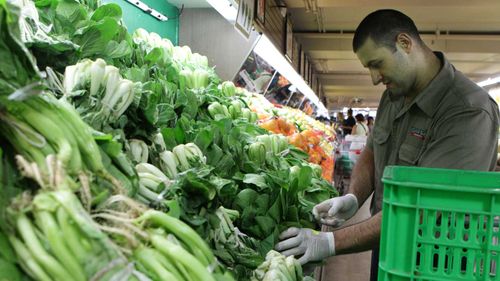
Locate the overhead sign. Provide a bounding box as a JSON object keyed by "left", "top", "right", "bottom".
{"left": 235, "top": 0, "right": 255, "bottom": 38}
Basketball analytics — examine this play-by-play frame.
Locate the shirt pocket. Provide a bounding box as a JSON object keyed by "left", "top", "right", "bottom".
{"left": 398, "top": 140, "right": 424, "bottom": 165}
{"left": 373, "top": 126, "right": 390, "bottom": 145}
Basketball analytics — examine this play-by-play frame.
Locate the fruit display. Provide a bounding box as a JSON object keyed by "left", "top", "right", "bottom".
{"left": 242, "top": 92, "right": 335, "bottom": 182}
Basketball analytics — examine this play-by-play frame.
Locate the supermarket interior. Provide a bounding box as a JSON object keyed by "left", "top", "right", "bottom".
{"left": 0, "top": 0, "right": 499, "bottom": 280}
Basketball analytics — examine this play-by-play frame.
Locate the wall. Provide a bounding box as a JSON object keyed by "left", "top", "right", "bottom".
{"left": 103, "top": 0, "right": 179, "bottom": 45}
{"left": 253, "top": 0, "right": 285, "bottom": 54}
{"left": 179, "top": 8, "right": 259, "bottom": 81}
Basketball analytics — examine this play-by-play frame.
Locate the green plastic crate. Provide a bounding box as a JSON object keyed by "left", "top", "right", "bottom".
{"left": 379, "top": 166, "right": 500, "bottom": 281}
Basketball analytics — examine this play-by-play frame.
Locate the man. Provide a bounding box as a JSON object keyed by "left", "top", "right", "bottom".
{"left": 342, "top": 108, "right": 356, "bottom": 135}
{"left": 275, "top": 9, "right": 500, "bottom": 280}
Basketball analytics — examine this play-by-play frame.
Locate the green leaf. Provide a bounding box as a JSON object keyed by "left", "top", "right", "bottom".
{"left": 164, "top": 200, "right": 181, "bottom": 219}
{"left": 160, "top": 127, "right": 178, "bottom": 150}
{"left": 90, "top": 3, "right": 122, "bottom": 21}
{"left": 55, "top": 0, "right": 86, "bottom": 24}
{"left": 257, "top": 229, "right": 279, "bottom": 256}
{"left": 209, "top": 176, "right": 237, "bottom": 198}
{"left": 74, "top": 17, "right": 121, "bottom": 58}
{"left": 96, "top": 137, "right": 122, "bottom": 158}
{"left": 144, "top": 47, "right": 164, "bottom": 65}
{"left": 156, "top": 103, "right": 176, "bottom": 127}
{"left": 297, "top": 165, "right": 313, "bottom": 192}
{"left": 123, "top": 66, "right": 149, "bottom": 83}
{"left": 0, "top": 257, "right": 21, "bottom": 281}
{"left": 254, "top": 194, "right": 269, "bottom": 215}
{"left": 104, "top": 40, "right": 132, "bottom": 59}
{"left": 194, "top": 129, "right": 213, "bottom": 152}
{"left": 285, "top": 205, "right": 299, "bottom": 222}
{"left": 214, "top": 154, "right": 236, "bottom": 178}
{"left": 205, "top": 144, "right": 224, "bottom": 167}
{"left": 267, "top": 197, "right": 282, "bottom": 223}
{"left": 233, "top": 188, "right": 258, "bottom": 211}
{"left": 183, "top": 169, "right": 217, "bottom": 200}
{"left": 255, "top": 216, "right": 275, "bottom": 237}
{"left": 243, "top": 173, "right": 268, "bottom": 189}
{"left": 0, "top": 231, "right": 15, "bottom": 262}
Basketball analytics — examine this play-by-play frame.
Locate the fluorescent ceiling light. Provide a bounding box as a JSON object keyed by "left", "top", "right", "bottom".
{"left": 254, "top": 35, "right": 329, "bottom": 117}
{"left": 477, "top": 76, "right": 500, "bottom": 87}
{"left": 206, "top": 0, "right": 237, "bottom": 23}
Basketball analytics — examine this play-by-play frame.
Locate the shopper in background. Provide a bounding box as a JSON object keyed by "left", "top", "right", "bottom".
{"left": 334, "top": 112, "right": 345, "bottom": 136}
{"left": 366, "top": 116, "right": 374, "bottom": 133}
{"left": 351, "top": 113, "right": 369, "bottom": 136}
{"left": 342, "top": 108, "right": 356, "bottom": 135}
{"left": 275, "top": 9, "right": 500, "bottom": 280}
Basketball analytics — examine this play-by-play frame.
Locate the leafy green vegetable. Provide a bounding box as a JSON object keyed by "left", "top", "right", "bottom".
{"left": 0, "top": 1, "right": 39, "bottom": 95}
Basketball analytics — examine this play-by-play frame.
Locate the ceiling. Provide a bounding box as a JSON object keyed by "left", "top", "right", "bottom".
{"left": 284, "top": 0, "right": 500, "bottom": 110}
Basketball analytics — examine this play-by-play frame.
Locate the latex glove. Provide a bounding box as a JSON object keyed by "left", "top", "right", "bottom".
{"left": 274, "top": 227, "right": 335, "bottom": 265}
{"left": 312, "top": 193, "right": 358, "bottom": 227}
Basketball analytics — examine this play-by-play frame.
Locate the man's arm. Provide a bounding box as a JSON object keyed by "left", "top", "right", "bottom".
{"left": 328, "top": 147, "right": 378, "bottom": 254}
{"left": 334, "top": 212, "right": 381, "bottom": 254}
{"left": 347, "top": 147, "right": 375, "bottom": 205}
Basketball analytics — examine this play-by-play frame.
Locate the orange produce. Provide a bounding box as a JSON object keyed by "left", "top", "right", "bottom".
{"left": 288, "top": 133, "right": 308, "bottom": 151}
{"left": 308, "top": 148, "right": 323, "bottom": 164}
{"left": 259, "top": 118, "right": 280, "bottom": 134}
{"left": 321, "top": 156, "right": 334, "bottom": 182}
{"left": 277, "top": 118, "right": 295, "bottom": 136}
{"left": 301, "top": 130, "right": 320, "bottom": 146}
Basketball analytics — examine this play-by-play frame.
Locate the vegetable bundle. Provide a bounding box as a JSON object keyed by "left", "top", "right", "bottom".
{"left": 0, "top": 0, "right": 338, "bottom": 280}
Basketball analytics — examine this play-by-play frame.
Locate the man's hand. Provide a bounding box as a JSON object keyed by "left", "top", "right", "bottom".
{"left": 312, "top": 194, "right": 358, "bottom": 227}
{"left": 274, "top": 227, "right": 335, "bottom": 265}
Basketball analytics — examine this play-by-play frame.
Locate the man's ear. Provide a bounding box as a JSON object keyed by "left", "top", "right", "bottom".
{"left": 396, "top": 33, "right": 412, "bottom": 53}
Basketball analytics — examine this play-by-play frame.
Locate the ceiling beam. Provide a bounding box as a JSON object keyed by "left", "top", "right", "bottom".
{"left": 296, "top": 34, "right": 500, "bottom": 54}
{"left": 284, "top": 0, "right": 499, "bottom": 9}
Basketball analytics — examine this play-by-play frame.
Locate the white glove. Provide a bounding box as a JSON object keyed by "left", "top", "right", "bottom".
{"left": 274, "top": 227, "right": 335, "bottom": 265}
{"left": 312, "top": 193, "right": 358, "bottom": 227}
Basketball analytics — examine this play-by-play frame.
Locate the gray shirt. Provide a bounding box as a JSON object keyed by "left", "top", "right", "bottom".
{"left": 367, "top": 52, "right": 500, "bottom": 214}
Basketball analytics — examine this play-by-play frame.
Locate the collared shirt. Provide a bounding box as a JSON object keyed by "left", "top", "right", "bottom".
{"left": 367, "top": 52, "right": 500, "bottom": 214}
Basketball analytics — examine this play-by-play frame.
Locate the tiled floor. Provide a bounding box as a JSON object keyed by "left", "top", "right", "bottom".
{"left": 316, "top": 194, "right": 374, "bottom": 281}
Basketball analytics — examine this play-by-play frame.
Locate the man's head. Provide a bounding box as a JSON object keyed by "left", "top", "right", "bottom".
{"left": 353, "top": 9, "right": 422, "bottom": 53}
{"left": 347, "top": 108, "right": 353, "bottom": 116}
{"left": 353, "top": 9, "right": 426, "bottom": 97}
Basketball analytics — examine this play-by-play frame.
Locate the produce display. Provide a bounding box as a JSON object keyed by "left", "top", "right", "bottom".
{"left": 243, "top": 92, "right": 335, "bottom": 182}
{"left": 0, "top": 0, "right": 338, "bottom": 280}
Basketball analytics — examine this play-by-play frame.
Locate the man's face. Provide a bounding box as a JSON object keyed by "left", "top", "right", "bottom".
{"left": 355, "top": 37, "right": 415, "bottom": 97}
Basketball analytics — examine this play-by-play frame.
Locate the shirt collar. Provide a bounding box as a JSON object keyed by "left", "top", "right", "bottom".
{"left": 413, "top": 52, "right": 455, "bottom": 117}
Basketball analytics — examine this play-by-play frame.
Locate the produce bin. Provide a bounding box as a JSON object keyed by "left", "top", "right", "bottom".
{"left": 379, "top": 166, "right": 500, "bottom": 281}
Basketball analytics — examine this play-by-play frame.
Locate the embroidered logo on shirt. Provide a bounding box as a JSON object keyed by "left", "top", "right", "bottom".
{"left": 409, "top": 127, "right": 426, "bottom": 140}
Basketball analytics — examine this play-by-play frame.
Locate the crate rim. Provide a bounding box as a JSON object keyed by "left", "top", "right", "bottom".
{"left": 382, "top": 165, "right": 500, "bottom": 194}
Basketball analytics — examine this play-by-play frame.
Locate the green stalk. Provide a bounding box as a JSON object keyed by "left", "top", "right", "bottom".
{"left": 56, "top": 207, "right": 91, "bottom": 263}
{"left": 16, "top": 213, "right": 75, "bottom": 281}
{"left": 173, "top": 260, "right": 191, "bottom": 281}
{"left": 51, "top": 190, "right": 107, "bottom": 241}
{"left": 28, "top": 95, "right": 105, "bottom": 172}
{"left": 138, "top": 184, "right": 160, "bottom": 202}
{"left": 0, "top": 122, "right": 47, "bottom": 166}
{"left": 51, "top": 190, "right": 123, "bottom": 268}
{"left": 35, "top": 211, "right": 86, "bottom": 281}
{"left": 149, "top": 248, "right": 186, "bottom": 281}
{"left": 136, "top": 210, "right": 214, "bottom": 267}
{"left": 134, "top": 247, "right": 179, "bottom": 281}
{"left": 8, "top": 235, "right": 53, "bottom": 281}
{"left": 6, "top": 100, "right": 81, "bottom": 173}
{"left": 150, "top": 233, "right": 215, "bottom": 281}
